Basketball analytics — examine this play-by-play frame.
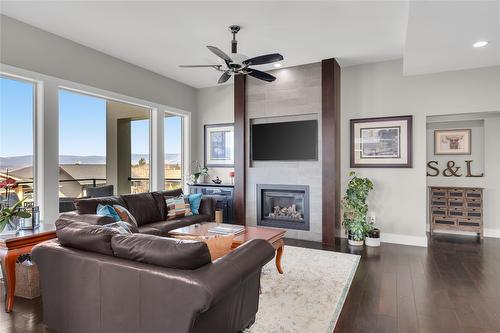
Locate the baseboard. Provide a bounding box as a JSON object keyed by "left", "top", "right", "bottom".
{"left": 380, "top": 233, "right": 428, "bottom": 247}
{"left": 427, "top": 224, "right": 500, "bottom": 239}
{"left": 484, "top": 228, "right": 500, "bottom": 238}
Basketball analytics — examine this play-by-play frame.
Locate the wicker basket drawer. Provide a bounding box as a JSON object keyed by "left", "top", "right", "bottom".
{"left": 433, "top": 217, "right": 456, "bottom": 226}
{"left": 466, "top": 199, "right": 482, "bottom": 208}
{"left": 458, "top": 218, "right": 481, "bottom": 228}
{"left": 431, "top": 197, "right": 447, "bottom": 207}
{"left": 431, "top": 207, "right": 447, "bottom": 217}
{"left": 431, "top": 188, "right": 447, "bottom": 197}
{"left": 466, "top": 208, "right": 482, "bottom": 218}
{"left": 448, "top": 189, "right": 464, "bottom": 198}
{"left": 448, "top": 209, "right": 465, "bottom": 218}
{"left": 448, "top": 198, "right": 465, "bottom": 208}
{"left": 465, "top": 189, "right": 482, "bottom": 199}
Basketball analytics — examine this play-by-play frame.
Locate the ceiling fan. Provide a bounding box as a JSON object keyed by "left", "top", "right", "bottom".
{"left": 180, "top": 25, "right": 284, "bottom": 84}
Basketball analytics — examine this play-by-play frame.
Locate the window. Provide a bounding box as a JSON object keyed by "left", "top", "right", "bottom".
{"left": 164, "top": 114, "right": 183, "bottom": 190}
{"left": 58, "top": 90, "right": 107, "bottom": 208}
{"left": 0, "top": 75, "right": 36, "bottom": 204}
{"left": 130, "top": 117, "right": 150, "bottom": 193}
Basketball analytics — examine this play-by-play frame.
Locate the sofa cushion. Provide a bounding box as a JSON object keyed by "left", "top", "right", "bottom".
{"left": 137, "top": 214, "right": 209, "bottom": 236}
{"left": 111, "top": 233, "right": 211, "bottom": 270}
{"left": 120, "top": 192, "right": 162, "bottom": 226}
{"left": 75, "top": 196, "right": 126, "bottom": 215}
{"left": 151, "top": 189, "right": 184, "bottom": 220}
{"left": 166, "top": 196, "right": 192, "bottom": 220}
{"left": 96, "top": 204, "right": 121, "bottom": 221}
{"left": 55, "top": 218, "right": 118, "bottom": 256}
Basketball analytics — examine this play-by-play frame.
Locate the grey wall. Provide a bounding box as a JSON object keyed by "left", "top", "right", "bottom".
{"left": 0, "top": 15, "right": 196, "bottom": 112}
{"left": 426, "top": 113, "right": 500, "bottom": 234}
{"left": 195, "top": 85, "right": 234, "bottom": 183}
{"left": 341, "top": 60, "right": 500, "bottom": 244}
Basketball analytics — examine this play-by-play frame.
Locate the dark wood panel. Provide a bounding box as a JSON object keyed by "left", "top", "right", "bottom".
{"left": 233, "top": 74, "right": 246, "bottom": 225}
{"left": 321, "top": 58, "right": 341, "bottom": 245}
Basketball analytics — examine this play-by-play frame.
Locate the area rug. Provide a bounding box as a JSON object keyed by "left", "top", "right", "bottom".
{"left": 248, "top": 246, "right": 360, "bottom": 333}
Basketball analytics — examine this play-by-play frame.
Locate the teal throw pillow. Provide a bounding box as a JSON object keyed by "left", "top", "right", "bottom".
{"left": 187, "top": 193, "right": 203, "bottom": 215}
{"left": 96, "top": 204, "right": 121, "bottom": 222}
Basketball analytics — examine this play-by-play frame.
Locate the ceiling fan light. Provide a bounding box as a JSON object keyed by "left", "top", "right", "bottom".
{"left": 274, "top": 63, "right": 283, "bottom": 68}
{"left": 473, "top": 40, "right": 489, "bottom": 48}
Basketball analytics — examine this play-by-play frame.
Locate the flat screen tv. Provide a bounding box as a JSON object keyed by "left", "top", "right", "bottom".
{"left": 251, "top": 120, "right": 318, "bottom": 161}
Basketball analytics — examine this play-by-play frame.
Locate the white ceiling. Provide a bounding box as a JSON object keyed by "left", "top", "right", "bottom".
{"left": 0, "top": 1, "right": 498, "bottom": 88}
{"left": 404, "top": 1, "right": 500, "bottom": 75}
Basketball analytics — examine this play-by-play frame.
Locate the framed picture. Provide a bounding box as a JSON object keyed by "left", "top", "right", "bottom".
{"left": 434, "top": 128, "right": 471, "bottom": 155}
{"left": 350, "top": 115, "right": 413, "bottom": 168}
{"left": 204, "top": 123, "right": 234, "bottom": 167}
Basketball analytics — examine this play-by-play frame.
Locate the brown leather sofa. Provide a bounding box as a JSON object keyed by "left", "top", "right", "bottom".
{"left": 62, "top": 189, "right": 216, "bottom": 235}
{"left": 32, "top": 216, "right": 275, "bottom": 333}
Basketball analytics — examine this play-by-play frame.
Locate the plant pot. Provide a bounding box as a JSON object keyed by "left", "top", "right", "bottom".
{"left": 365, "top": 228, "right": 380, "bottom": 247}
{"left": 347, "top": 232, "right": 364, "bottom": 246}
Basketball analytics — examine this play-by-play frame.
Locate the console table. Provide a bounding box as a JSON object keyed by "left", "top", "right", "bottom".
{"left": 429, "top": 186, "right": 483, "bottom": 239}
{"left": 188, "top": 183, "right": 234, "bottom": 224}
{"left": 0, "top": 224, "right": 56, "bottom": 312}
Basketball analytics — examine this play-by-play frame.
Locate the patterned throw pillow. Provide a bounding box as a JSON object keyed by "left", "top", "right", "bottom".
{"left": 102, "top": 221, "right": 133, "bottom": 234}
{"left": 113, "top": 205, "right": 138, "bottom": 229}
{"left": 165, "top": 196, "right": 192, "bottom": 220}
{"left": 186, "top": 193, "right": 203, "bottom": 215}
{"left": 174, "top": 234, "right": 234, "bottom": 261}
{"left": 96, "top": 204, "right": 121, "bottom": 222}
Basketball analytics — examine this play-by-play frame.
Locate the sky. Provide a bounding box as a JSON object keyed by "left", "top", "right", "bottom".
{"left": 0, "top": 76, "right": 182, "bottom": 160}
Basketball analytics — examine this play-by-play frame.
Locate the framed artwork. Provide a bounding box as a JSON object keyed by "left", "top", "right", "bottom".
{"left": 204, "top": 123, "right": 234, "bottom": 167}
{"left": 350, "top": 115, "right": 413, "bottom": 168}
{"left": 434, "top": 128, "right": 471, "bottom": 155}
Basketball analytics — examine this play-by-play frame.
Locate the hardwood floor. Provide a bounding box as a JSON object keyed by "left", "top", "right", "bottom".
{"left": 1, "top": 234, "right": 500, "bottom": 333}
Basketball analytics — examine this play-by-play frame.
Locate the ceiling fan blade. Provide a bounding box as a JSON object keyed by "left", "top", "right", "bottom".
{"left": 243, "top": 53, "right": 284, "bottom": 66}
{"left": 247, "top": 68, "right": 276, "bottom": 82}
{"left": 207, "top": 46, "right": 233, "bottom": 64}
{"left": 179, "top": 65, "right": 221, "bottom": 68}
{"left": 218, "top": 72, "right": 232, "bottom": 84}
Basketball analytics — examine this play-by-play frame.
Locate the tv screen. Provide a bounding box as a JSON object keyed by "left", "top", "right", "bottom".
{"left": 251, "top": 120, "right": 318, "bottom": 161}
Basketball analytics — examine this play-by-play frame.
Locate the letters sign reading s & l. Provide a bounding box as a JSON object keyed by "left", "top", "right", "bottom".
{"left": 426, "top": 160, "right": 483, "bottom": 177}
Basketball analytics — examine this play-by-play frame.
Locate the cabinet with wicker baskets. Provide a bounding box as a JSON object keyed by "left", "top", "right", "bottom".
{"left": 429, "top": 186, "right": 483, "bottom": 239}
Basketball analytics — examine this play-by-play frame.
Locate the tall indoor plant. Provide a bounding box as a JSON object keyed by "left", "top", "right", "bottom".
{"left": 342, "top": 171, "right": 373, "bottom": 246}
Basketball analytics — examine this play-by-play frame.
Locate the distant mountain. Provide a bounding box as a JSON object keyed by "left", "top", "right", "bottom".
{"left": 1, "top": 153, "right": 182, "bottom": 172}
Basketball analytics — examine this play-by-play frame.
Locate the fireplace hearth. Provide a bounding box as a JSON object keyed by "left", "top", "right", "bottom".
{"left": 257, "top": 184, "right": 310, "bottom": 231}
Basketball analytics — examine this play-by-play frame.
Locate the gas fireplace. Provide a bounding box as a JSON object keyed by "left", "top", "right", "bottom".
{"left": 257, "top": 184, "right": 310, "bottom": 231}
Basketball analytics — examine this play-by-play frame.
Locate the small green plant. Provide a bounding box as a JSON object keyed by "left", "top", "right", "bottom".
{"left": 341, "top": 171, "right": 374, "bottom": 241}
{"left": 0, "top": 197, "right": 31, "bottom": 233}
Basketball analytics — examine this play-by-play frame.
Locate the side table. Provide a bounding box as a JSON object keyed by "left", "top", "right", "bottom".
{"left": 0, "top": 224, "right": 56, "bottom": 313}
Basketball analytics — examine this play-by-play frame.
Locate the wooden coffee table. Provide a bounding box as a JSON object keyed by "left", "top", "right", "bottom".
{"left": 169, "top": 222, "right": 286, "bottom": 274}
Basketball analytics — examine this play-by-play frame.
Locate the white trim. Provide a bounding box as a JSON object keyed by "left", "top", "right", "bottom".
{"left": 484, "top": 228, "right": 500, "bottom": 238}
{"left": 380, "top": 232, "right": 428, "bottom": 247}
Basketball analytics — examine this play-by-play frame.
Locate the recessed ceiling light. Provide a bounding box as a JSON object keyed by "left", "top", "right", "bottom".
{"left": 473, "top": 40, "right": 489, "bottom": 48}
{"left": 274, "top": 63, "right": 283, "bottom": 68}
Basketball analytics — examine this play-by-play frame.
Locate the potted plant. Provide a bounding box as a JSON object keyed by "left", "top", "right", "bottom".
{"left": 341, "top": 171, "right": 373, "bottom": 246}
{"left": 189, "top": 161, "right": 209, "bottom": 184}
{"left": 0, "top": 177, "right": 31, "bottom": 234}
{"left": 365, "top": 221, "right": 381, "bottom": 247}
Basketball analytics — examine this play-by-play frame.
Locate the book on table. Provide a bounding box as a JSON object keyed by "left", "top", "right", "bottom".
{"left": 208, "top": 225, "right": 245, "bottom": 235}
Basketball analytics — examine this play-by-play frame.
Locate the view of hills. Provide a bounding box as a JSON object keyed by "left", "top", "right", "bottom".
{"left": 0, "top": 154, "right": 181, "bottom": 172}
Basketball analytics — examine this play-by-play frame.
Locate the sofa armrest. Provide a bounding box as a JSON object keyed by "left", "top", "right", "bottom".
{"left": 198, "top": 196, "right": 216, "bottom": 221}
{"left": 59, "top": 211, "right": 116, "bottom": 226}
{"left": 192, "top": 239, "right": 275, "bottom": 309}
